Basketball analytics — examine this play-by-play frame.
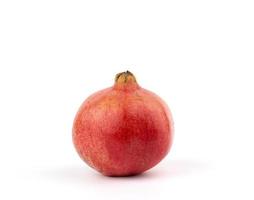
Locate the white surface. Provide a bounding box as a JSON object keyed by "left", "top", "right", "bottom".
{"left": 0, "top": 0, "right": 254, "bottom": 199}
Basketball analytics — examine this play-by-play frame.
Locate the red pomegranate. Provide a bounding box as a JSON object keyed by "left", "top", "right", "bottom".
{"left": 72, "top": 71, "right": 174, "bottom": 176}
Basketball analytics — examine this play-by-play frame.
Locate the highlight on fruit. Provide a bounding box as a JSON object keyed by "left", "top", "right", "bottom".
{"left": 72, "top": 71, "right": 174, "bottom": 176}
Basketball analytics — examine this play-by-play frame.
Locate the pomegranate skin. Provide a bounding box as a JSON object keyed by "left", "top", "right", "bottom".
{"left": 72, "top": 71, "right": 174, "bottom": 176}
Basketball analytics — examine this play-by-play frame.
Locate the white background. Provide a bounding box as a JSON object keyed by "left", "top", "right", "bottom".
{"left": 0, "top": 0, "right": 254, "bottom": 199}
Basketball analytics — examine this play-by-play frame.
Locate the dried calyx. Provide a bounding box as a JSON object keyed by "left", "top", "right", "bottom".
{"left": 115, "top": 71, "right": 137, "bottom": 84}
{"left": 114, "top": 71, "right": 139, "bottom": 90}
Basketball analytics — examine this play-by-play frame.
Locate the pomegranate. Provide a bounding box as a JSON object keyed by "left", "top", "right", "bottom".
{"left": 72, "top": 71, "right": 174, "bottom": 176}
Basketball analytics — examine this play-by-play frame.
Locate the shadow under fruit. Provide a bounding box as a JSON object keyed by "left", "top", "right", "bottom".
{"left": 72, "top": 71, "right": 174, "bottom": 176}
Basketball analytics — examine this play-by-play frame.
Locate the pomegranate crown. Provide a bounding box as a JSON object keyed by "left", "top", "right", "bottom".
{"left": 115, "top": 71, "right": 137, "bottom": 84}
{"left": 114, "top": 71, "right": 139, "bottom": 90}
